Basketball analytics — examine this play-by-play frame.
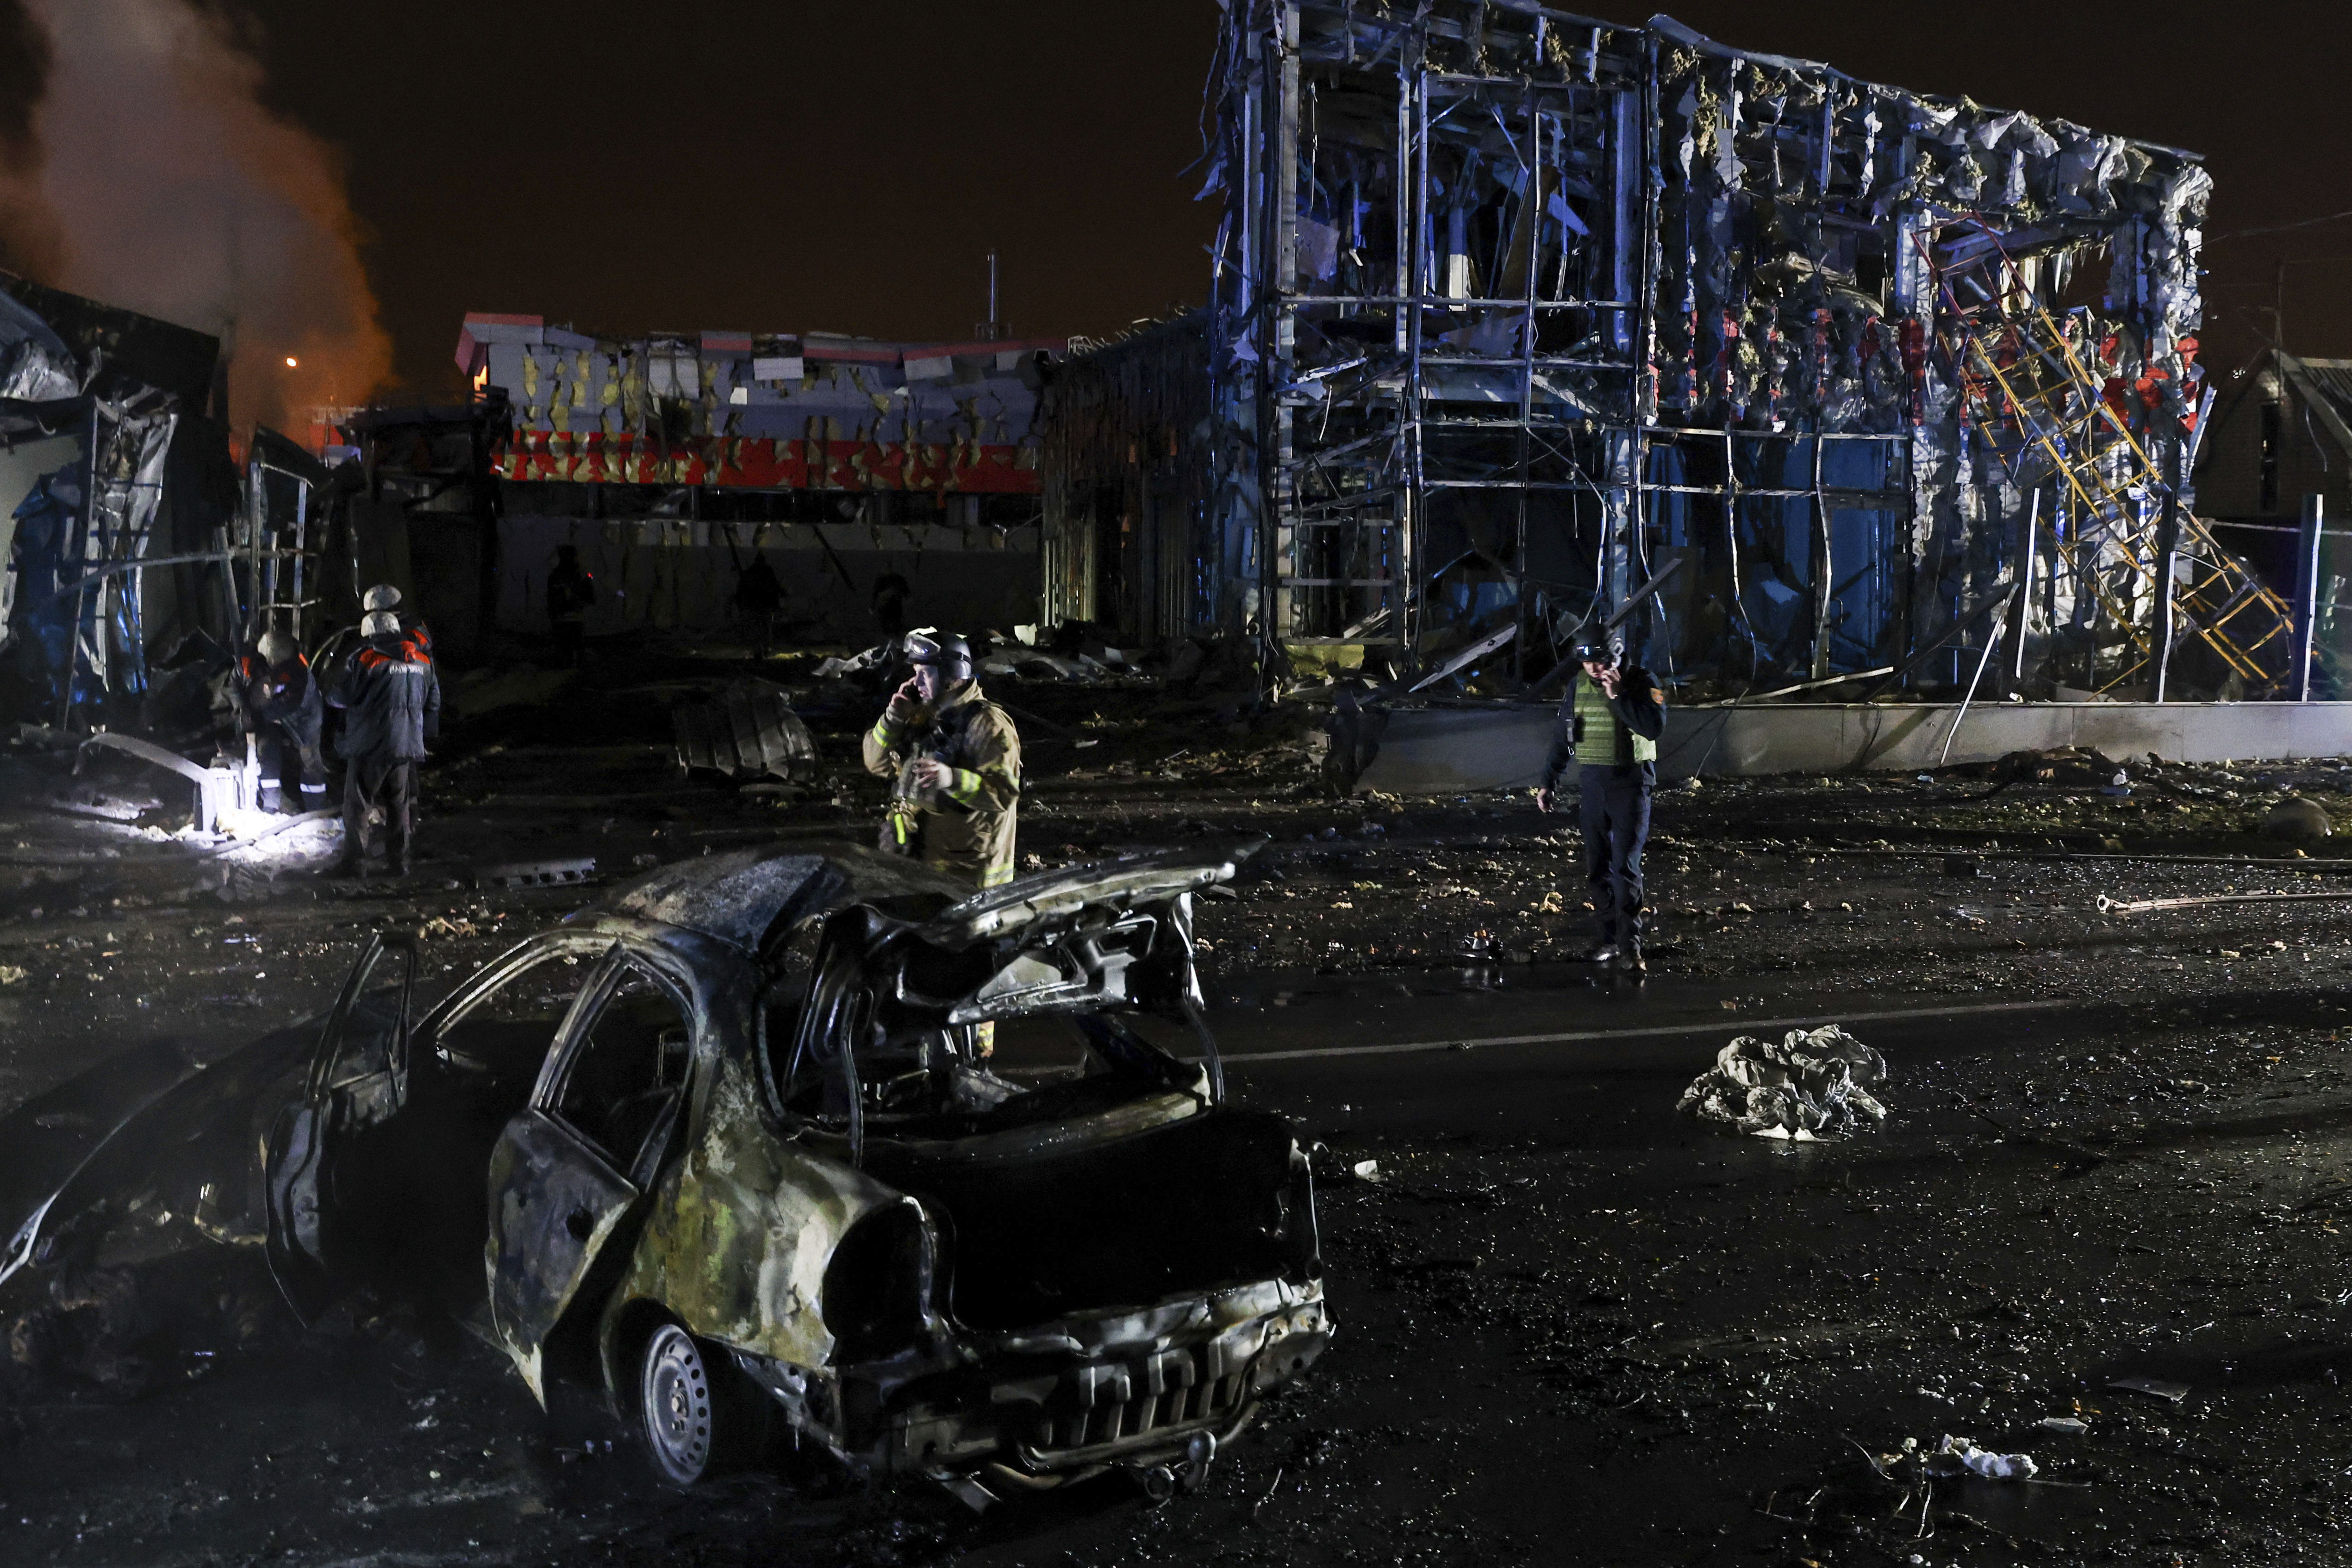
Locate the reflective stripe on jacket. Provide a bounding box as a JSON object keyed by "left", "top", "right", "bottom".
{"left": 861, "top": 680, "right": 1021, "bottom": 887}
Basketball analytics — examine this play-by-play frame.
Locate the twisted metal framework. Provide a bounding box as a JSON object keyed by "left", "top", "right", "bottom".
{"left": 1935, "top": 236, "right": 2292, "bottom": 689}
{"left": 1205, "top": 4, "right": 2258, "bottom": 697}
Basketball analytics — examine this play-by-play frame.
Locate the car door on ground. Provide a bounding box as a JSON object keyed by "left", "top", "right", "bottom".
{"left": 486, "top": 948, "right": 697, "bottom": 1401}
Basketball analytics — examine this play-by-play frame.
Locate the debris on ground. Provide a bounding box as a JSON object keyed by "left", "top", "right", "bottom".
{"left": 671, "top": 679, "right": 820, "bottom": 781}
{"left": 1676, "top": 1025, "right": 1889, "bottom": 1139}
{"left": 1924, "top": 1434, "right": 2039, "bottom": 1481}
{"left": 471, "top": 857, "right": 597, "bottom": 889}
{"left": 2264, "top": 794, "right": 2333, "bottom": 839}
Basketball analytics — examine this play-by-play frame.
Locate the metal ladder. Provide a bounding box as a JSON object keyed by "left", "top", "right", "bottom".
{"left": 1934, "top": 242, "right": 2293, "bottom": 690}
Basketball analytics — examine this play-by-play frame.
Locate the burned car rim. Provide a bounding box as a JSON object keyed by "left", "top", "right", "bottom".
{"left": 639, "top": 1324, "right": 716, "bottom": 1485}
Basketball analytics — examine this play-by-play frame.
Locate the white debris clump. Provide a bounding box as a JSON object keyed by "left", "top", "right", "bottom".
{"left": 1676, "top": 1024, "right": 1889, "bottom": 1140}
{"left": 1925, "top": 1434, "right": 2038, "bottom": 1481}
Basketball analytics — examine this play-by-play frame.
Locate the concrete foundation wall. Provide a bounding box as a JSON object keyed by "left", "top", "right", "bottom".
{"left": 1356, "top": 701, "right": 2352, "bottom": 794}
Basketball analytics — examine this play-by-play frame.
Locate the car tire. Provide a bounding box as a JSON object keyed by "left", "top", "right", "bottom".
{"left": 636, "top": 1321, "right": 762, "bottom": 1487}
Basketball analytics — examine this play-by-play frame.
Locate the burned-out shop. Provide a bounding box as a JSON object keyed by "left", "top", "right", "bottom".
{"left": 1189, "top": 4, "right": 2296, "bottom": 705}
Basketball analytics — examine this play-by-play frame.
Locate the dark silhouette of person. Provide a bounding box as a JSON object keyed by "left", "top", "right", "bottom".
{"left": 871, "top": 572, "right": 911, "bottom": 646}
{"left": 547, "top": 545, "right": 595, "bottom": 666}
{"left": 736, "top": 554, "right": 784, "bottom": 659}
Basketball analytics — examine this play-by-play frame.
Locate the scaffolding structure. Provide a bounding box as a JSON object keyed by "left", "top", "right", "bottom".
{"left": 1203, "top": 4, "right": 2287, "bottom": 697}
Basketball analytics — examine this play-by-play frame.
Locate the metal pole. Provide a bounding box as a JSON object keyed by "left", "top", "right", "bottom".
{"left": 1938, "top": 618, "right": 2004, "bottom": 766}
{"left": 2151, "top": 433, "right": 2182, "bottom": 700}
{"left": 1512, "top": 77, "right": 1540, "bottom": 683}
{"left": 2009, "top": 487, "right": 2039, "bottom": 693}
{"left": 2294, "top": 492, "right": 2326, "bottom": 701}
{"left": 291, "top": 481, "right": 309, "bottom": 641}
{"left": 1809, "top": 434, "right": 1832, "bottom": 680}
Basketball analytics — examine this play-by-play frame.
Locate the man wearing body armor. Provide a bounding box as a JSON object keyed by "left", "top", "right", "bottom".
{"left": 861, "top": 628, "right": 1021, "bottom": 890}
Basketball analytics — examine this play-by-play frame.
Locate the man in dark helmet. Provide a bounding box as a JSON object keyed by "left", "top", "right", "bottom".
{"left": 861, "top": 627, "right": 1022, "bottom": 890}
{"left": 1535, "top": 629, "right": 1667, "bottom": 976}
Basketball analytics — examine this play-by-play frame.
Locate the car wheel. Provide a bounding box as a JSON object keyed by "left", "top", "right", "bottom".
{"left": 637, "top": 1323, "right": 729, "bottom": 1487}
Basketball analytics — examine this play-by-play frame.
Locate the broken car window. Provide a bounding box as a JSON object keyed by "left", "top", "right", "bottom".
{"left": 550, "top": 965, "right": 693, "bottom": 1174}
{"left": 433, "top": 950, "right": 593, "bottom": 1079}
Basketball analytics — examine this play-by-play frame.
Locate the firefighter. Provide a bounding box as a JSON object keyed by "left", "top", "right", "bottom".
{"left": 861, "top": 628, "right": 1021, "bottom": 890}
{"left": 1535, "top": 631, "right": 1667, "bottom": 976}
{"left": 237, "top": 629, "right": 327, "bottom": 814}
{"left": 328, "top": 609, "right": 441, "bottom": 878}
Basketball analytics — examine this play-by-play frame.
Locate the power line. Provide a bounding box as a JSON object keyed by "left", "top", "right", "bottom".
{"left": 2210, "top": 208, "right": 2352, "bottom": 242}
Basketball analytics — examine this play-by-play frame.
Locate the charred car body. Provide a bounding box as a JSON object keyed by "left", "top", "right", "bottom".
{"left": 0, "top": 840, "right": 1329, "bottom": 1502}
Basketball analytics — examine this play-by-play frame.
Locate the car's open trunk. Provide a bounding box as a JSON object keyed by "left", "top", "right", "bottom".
{"left": 863, "top": 1109, "right": 1298, "bottom": 1329}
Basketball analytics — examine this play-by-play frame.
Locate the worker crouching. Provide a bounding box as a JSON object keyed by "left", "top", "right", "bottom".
{"left": 236, "top": 630, "right": 327, "bottom": 813}
{"left": 1536, "top": 631, "right": 1666, "bottom": 976}
{"left": 862, "top": 629, "right": 1021, "bottom": 891}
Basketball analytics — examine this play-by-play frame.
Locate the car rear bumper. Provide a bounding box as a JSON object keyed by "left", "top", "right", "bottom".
{"left": 786, "top": 1276, "right": 1330, "bottom": 1482}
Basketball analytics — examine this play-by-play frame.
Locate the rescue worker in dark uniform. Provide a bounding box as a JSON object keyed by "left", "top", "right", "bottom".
{"left": 237, "top": 629, "right": 327, "bottom": 814}
{"left": 1535, "top": 631, "right": 1667, "bottom": 976}
{"left": 328, "top": 609, "right": 441, "bottom": 878}
{"left": 546, "top": 545, "right": 594, "bottom": 665}
{"left": 861, "top": 628, "right": 1021, "bottom": 890}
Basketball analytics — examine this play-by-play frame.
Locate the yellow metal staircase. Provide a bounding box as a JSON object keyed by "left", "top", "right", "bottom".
{"left": 1934, "top": 241, "right": 2293, "bottom": 691}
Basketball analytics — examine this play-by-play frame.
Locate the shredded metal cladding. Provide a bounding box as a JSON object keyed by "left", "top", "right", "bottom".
{"left": 1194, "top": 4, "right": 2278, "bottom": 697}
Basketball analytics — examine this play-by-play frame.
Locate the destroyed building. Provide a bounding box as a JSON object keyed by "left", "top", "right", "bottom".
{"left": 0, "top": 273, "right": 247, "bottom": 729}
{"left": 1174, "top": 5, "right": 2292, "bottom": 703}
{"left": 450, "top": 316, "right": 1064, "bottom": 643}
{"left": 1036, "top": 312, "right": 1218, "bottom": 642}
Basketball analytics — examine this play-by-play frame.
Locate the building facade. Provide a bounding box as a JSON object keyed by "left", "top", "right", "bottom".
{"left": 1197, "top": 5, "right": 2285, "bottom": 699}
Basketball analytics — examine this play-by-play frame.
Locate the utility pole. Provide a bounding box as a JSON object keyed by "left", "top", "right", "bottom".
{"left": 979, "top": 250, "right": 1003, "bottom": 342}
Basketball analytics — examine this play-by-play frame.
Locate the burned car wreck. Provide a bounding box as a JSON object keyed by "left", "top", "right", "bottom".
{"left": 0, "top": 840, "right": 1329, "bottom": 1505}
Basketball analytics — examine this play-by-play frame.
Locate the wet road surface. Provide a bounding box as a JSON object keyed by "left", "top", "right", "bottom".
{"left": 8, "top": 668, "right": 2352, "bottom": 1563}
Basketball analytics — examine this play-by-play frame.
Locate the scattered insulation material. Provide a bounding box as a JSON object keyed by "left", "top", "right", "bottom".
{"left": 1678, "top": 1024, "right": 1889, "bottom": 1138}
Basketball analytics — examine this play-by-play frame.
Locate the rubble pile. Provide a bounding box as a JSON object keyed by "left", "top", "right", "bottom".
{"left": 1677, "top": 1025, "right": 1890, "bottom": 1139}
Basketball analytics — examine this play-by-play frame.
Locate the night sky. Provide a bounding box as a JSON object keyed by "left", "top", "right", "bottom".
{"left": 7, "top": 2, "right": 2351, "bottom": 403}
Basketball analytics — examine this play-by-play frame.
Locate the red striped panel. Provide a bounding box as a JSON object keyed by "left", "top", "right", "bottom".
{"left": 494, "top": 432, "right": 1040, "bottom": 493}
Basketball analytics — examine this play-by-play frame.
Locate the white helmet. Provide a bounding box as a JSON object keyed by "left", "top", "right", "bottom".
{"left": 361, "top": 610, "right": 400, "bottom": 638}
{"left": 363, "top": 584, "right": 402, "bottom": 612}
{"left": 256, "top": 630, "right": 296, "bottom": 665}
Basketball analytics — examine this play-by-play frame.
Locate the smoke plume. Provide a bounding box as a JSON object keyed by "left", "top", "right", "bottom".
{"left": 0, "top": 0, "right": 392, "bottom": 431}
